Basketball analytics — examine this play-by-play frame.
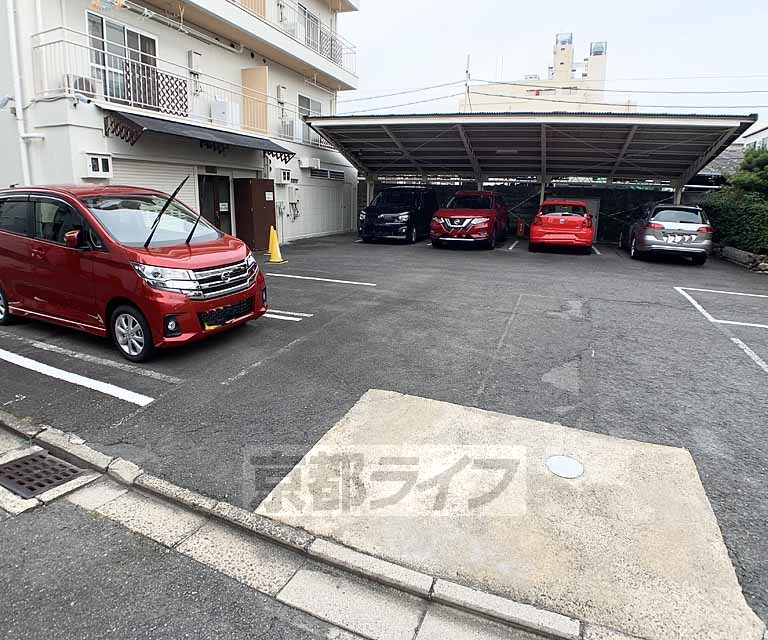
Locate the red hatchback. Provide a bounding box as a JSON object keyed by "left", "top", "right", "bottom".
{"left": 0, "top": 185, "right": 268, "bottom": 361}
{"left": 430, "top": 191, "right": 508, "bottom": 249}
{"left": 529, "top": 199, "right": 593, "bottom": 253}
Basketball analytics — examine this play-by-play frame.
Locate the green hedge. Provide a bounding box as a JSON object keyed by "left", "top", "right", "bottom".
{"left": 703, "top": 189, "right": 768, "bottom": 255}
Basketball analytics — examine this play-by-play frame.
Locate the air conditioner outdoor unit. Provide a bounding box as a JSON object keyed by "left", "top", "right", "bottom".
{"left": 276, "top": 84, "right": 288, "bottom": 103}
{"left": 298, "top": 157, "right": 321, "bottom": 170}
{"left": 274, "top": 168, "right": 291, "bottom": 185}
{"left": 64, "top": 74, "right": 103, "bottom": 99}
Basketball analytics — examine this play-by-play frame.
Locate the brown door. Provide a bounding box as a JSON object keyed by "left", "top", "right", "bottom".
{"left": 198, "top": 175, "right": 233, "bottom": 234}
{"left": 233, "top": 178, "right": 276, "bottom": 250}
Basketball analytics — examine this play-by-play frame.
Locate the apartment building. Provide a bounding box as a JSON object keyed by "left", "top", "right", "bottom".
{"left": 460, "top": 33, "right": 636, "bottom": 113}
{"left": 0, "top": 0, "right": 360, "bottom": 245}
{"left": 743, "top": 125, "right": 768, "bottom": 151}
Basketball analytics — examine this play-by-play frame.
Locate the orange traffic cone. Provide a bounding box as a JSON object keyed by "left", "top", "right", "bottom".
{"left": 264, "top": 226, "right": 274, "bottom": 256}
{"left": 267, "top": 225, "right": 286, "bottom": 264}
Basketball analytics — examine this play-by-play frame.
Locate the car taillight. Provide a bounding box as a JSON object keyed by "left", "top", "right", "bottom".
{"left": 697, "top": 225, "right": 714, "bottom": 233}
{"left": 645, "top": 222, "right": 664, "bottom": 230}
{"left": 582, "top": 216, "right": 593, "bottom": 229}
{"left": 532, "top": 214, "right": 543, "bottom": 226}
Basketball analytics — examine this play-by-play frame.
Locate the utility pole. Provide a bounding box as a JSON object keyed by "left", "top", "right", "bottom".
{"left": 465, "top": 54, "right": 472, "bottom": 113}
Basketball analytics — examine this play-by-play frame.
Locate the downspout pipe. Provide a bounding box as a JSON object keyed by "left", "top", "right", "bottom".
{"left": 6, "top": 0, "right": 32, "bottom": 185}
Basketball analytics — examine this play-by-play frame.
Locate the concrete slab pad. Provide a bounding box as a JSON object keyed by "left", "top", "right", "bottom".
{"left": 416, "top": 604, "right": 543, "bottom": 640}
{"left": 107, "top": 458, "right": 143, "bottom": 485}
{"left": 66, "top": 476, "right": 128, "bottom": 511}
{"left": 37, "top": 472, "right": 100, "bottom": 504}
{"left": 277, "top": 563, "right": 426, "bottom": 640}
{"left": 96, "top": 490, "right": 205, "bottom": 547}
{"left": 0, "top": 428, "right": 25, "bottom": 455}
{"left": 258, "top": 389, "right": 763, "bottom": 640}
{"left": 36, "top": 428, "right": 114, "bottom": 471}
{"left": 177, "top": 520, "right": 304, "bottom": 595}
{"left": 0, "top": 486, "right": 39, "bottom": 515}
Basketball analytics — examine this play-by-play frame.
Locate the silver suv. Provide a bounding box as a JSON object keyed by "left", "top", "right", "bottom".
{"left": 623, "top": 205, "right": 713, "bottom": 266}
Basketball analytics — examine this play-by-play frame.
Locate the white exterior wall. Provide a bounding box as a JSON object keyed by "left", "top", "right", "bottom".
{"left": 0, "top": 4, "right": 23, "bottom": 188}
{"left": 1, "top": 0, "right": 357, "bottom": 242}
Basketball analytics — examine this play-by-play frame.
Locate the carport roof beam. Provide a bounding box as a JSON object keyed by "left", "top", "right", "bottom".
{"left": 680, "top": 126, "right": 739, "bottom": 185}
{"left": 456, "top": 124, "right": 483, "bottom": 185}
{"left": 608, "top": 124, "right": 639, "bottom": 181}
{"left": 541, "top": 124, "right": 547, "bottom": 182}
{"left": 382, "top": 125, "right": 427, "bottom": 179}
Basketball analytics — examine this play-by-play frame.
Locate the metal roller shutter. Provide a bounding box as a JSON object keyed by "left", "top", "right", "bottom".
{"left": 111, "top": 160, "right": 198, "bottom": 210}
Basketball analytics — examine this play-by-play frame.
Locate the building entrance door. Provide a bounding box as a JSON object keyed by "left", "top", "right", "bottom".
{"left": 198, "top": 174, "right": 233, "bottom": 235}
{"left": 233, "top": 178, "right": 277, "bottom": 250}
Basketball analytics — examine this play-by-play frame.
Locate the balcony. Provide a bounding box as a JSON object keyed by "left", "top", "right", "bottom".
{"left": 31, "top": 28, "right": 334, "bottom": 150}
{"left": 139, "top": 0, "right": 358, "bottom": 89}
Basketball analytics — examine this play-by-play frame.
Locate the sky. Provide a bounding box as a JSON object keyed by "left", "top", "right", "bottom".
{"left": 336, "top": 0, "right": 767, "bottom": 130}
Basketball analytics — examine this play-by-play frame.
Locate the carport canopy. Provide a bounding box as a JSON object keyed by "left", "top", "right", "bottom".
{"left": 306, "top": 112, "right": 757, "bottom": 186}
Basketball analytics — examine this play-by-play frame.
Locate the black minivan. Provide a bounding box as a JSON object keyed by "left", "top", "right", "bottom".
{"left": 358, "top": 187, "right": 440, "bottom": 243}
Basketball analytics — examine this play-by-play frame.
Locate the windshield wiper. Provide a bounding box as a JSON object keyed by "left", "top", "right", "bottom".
{"left": 185, "top": 195, "right": 206, "bottom": 245}
{"left": 143, "top": 175, "right": 189, "bottom": 249}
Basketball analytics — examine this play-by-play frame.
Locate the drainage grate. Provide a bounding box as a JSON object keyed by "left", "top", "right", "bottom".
{"left": 0, "top": 451, "right": 85, "bottom": 499}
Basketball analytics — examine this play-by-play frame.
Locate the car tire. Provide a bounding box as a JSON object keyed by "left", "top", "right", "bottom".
{"left": 528, "top": 241, "right": 537, "bottom": 252}
{"left": 630, "top": 237, "right": 641, "bottom": 260}
{"left": 432, "top": 239, "right": 443, "bottom": 249}
{"left": 487, "top": 229, "right": 497, "bottom": 250}
{"left": 0, "top": 287, "right": 14, "bottom": 326}
{"left": 361, "top": 236, "right": 373, "bottom": 243}
{"left": 111, "top": 304, "right": 155, "bottom": 363}
{"left": 691, "top": 254, "right": 707, "bottom": 266}
{"left": 408, "top": 226, "right": 418, "bottom": 244}
{"left": 583, "top": 246, "right": 593, "bottom": 255}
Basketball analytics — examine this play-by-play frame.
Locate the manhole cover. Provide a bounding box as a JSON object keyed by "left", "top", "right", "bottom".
{"left": 545, "top": 455, "right": 584, "bottom": 479}
{"left": 0, "top": 451, "right": 85, "bottom": 499}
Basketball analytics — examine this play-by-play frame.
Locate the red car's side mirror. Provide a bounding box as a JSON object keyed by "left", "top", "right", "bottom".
{"left": 64, "top": 229, "right": 83, "bottom": 249}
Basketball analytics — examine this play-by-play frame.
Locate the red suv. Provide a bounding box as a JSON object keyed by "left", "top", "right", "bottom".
{"left": 430, "top": 191, "right": 508, "bottom": 249}
{"left": 0, "top": 185, "right": 267, "bottom": 361}
{"left": 529, "top": 199, "right": 593, "bottom": 253}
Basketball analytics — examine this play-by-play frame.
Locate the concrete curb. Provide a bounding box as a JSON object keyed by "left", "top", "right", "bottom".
{"left": 2, "top": 413, "right": 737, "bottom": 640}
{"left": 720, "top": 246, "right": 768, "bottom": 272}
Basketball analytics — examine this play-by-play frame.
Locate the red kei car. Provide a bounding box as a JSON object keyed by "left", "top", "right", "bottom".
{"left": 529, "top": 199, "right": 593, "bottom": 254}
{"left": 430, "top": 191, "right": 508, "bottom": 249}
{"left": 0, "top": 185, "right": 268, "bottom": 361}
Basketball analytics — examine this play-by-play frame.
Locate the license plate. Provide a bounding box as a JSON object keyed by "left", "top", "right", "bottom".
{"left": 199, "top": 297, "right": 254, "bottom": 330}
{"left": 665, "top": 234, "right": 695, "bottom": 244}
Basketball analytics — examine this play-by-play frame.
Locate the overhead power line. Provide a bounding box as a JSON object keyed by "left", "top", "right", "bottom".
{"left": 471, "top": 90, "right": 766, "bottom": 110}
{"left": 474, "top": 78, "right": 768, "bottom": 95}
{"left": 337, "top": 80, "right": 465, "bottom": 104}
{"left": 338, "top": 91, "right": 465, "bottom": 114}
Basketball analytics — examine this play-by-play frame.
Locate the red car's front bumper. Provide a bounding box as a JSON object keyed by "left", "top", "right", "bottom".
{"left": 529, "top": 227, "right": 593, "bottom": 247}
{"left": 142, "top": 270, "right": 268, "bottom": 348}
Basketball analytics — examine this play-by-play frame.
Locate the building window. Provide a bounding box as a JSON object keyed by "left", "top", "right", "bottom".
{"left": 299, "top": 4, "right": 320, "bottom": 51}
{"left": 298, "top": 94, "right": 322, "bottom": 145}
{"left": 87, "top": 12, "right": 157, "bottom": 107}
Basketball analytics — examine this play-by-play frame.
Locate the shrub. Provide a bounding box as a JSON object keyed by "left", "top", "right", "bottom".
{"left": 704, "top": 189, "right": 768, "bottom": 254}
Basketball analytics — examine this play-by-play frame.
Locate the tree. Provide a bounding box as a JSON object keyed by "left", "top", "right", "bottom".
{"left": 730, "top": 148, "right": 768, "bottom": 194}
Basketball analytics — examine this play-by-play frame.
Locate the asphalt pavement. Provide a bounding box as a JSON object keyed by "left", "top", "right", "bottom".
{"left": 0, "top": 234, "right": 765, "bottom": 624}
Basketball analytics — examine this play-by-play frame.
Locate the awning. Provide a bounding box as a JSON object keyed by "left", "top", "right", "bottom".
{"left": 103, "top": 109, "right": 294, "bottom": 164}
{"left": 306, "top": 111, "right": 758, "bottom": 184}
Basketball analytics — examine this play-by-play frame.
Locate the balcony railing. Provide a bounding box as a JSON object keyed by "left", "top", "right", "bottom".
{"left": 229, "top": 0, "right": 357, "bottom": 75}
{"left": 31, "top": 28, "right": 333, "bottom": 150}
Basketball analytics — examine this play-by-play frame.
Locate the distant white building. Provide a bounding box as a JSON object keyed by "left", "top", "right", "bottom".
{"left": 460, "top": 33, "right": 636, "bottom": 113}
{"left": 743, "top": 125, "right": 768, "bottom": 151}
{"left": 0, "top": 0, "right": 361, "bottom": 245}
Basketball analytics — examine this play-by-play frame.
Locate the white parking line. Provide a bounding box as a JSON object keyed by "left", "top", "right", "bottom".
{"left": 507, "top": 240, "right": 520, "bottom": 251}
{"left": 674, "top": 287, "right": 768, "bottom": 375}
{"left": 266, "top": 273, "right": 377, "bottom": 287}
{"left": 0, "top": 330, "right": 181, "bottom": 384}
{"left": 681, "top": 287, "right": 768, "bottom": 299}
{"left": 592, "top": 246, "right": 602, "bottom": 255}
{"left": 713, "top": 319, "right": 768, "bottom": 330}
{"left": 0, "top": 347, "right": 154, "bottom": 406}
{"left": 354, "top": 239, "right": 362, "bottom": 243}
{"left": 268, "top": 310, "right": 314, "bottom": 318}
{"left": 264, "top": 313, "right": 303, "bottom": 322}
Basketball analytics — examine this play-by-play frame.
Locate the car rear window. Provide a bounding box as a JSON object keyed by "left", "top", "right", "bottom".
{"left": 652, "top": 209, "right": 706, "bottom": 224}
{"left": 446, "top": 195, "right": 492, "bottom": 209}
{"left": 0, "top": 198, "right": 32, "bottom": 236}
{"left": 541, "top": 204, "right": 587, "bottom": 216}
